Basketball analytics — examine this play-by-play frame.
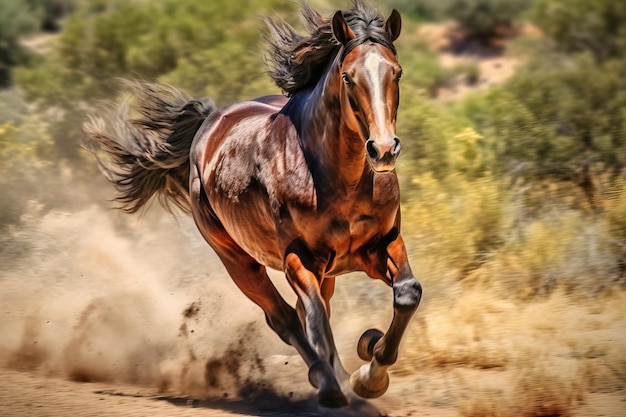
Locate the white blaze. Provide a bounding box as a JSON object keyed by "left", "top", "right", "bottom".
{"left": 363, "top": 51, "right": 387, "bottom": 138}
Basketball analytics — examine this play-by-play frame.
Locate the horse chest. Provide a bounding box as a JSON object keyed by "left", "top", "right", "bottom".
{"left": 311, "top": 213, "right": 389, "bottom": 277}
{"left": 295, "top": 188, "right": 398, "bottom": 264}
{"left": 333, "top": 210, "right": 392, "bottom": 251}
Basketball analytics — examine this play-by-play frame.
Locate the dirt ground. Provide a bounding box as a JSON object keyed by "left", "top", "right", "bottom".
{"left": 0, "top": 368, "right": 446, "bottom": 417}
{"left": 1, "top": 367, "right": 623, "bottom": 417}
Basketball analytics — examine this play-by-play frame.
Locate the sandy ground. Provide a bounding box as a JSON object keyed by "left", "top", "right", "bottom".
{"left": 1, "top": 367, "right": 624, "bottom": 417}
{"left": 0, "top": 368, "right": 457, "bottom": 417}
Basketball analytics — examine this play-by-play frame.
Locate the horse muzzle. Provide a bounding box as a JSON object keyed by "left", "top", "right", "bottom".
{"left": 366, "top": 137, "right": 401, "bottom": 172}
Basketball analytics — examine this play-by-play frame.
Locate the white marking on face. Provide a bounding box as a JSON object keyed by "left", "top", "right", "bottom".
{"left": 363, "top": 50, "right": 387, "bottom": 137}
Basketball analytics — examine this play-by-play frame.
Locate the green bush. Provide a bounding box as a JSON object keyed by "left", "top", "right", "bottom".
{"left": 0, "top": 0, "right": 38, "bottom": 87}
{"left": 14, "top": 0, "right": 296, "bottom": 162}
{"left": 529, "top": 0, "right": 626, "bottom": 63}
{"left": 445, "top": 0, "right": 531, "bottom": 40}
{"left": 398, "top": 93, "right": 491, "bottom": 182}
{"left": 456, "top": 54, "right": 626, "bottom": 189}
{"left": 161, "top": 42, "right": 279, "bottom": 107}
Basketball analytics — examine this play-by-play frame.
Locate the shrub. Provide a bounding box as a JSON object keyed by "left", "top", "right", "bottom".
{"left": 0, "top": 0, "right": 38, "bottom": 87}
{"left": 446, "top": 0, "right": 531, "bottom": 42}
{"left": 456, "top": 54, "right": 626, "bottom": 196}
{"left": 529, "top": 0, "right": 626, "bottom": 63}
{"left": 14, "top": 0, "right": 296, "bottom": 163}
{"left": 402, "top": 173, "right": 508, "bottom": 281}
{"left": 397, "top": 94, "right": 486, "bottom": 181}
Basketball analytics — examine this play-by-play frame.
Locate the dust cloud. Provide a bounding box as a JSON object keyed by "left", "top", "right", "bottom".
{"left": 1, "top": 205, "right": 280, "bottom": 399}
{"left": 0, "top": 204, "right": 390, "bottom": 402}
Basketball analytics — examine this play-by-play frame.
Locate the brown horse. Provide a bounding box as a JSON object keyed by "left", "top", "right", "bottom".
{"left": 85, "top": 1, "right": 421, "bottom": 408}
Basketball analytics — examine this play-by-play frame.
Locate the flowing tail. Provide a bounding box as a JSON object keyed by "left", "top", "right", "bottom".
{"left": 84, "top": 81, "right": 216, "bottom": 214}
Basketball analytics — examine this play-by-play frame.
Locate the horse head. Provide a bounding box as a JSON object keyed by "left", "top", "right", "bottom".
{"left": 332, "top": 9, "right": 403, "bottom": 173}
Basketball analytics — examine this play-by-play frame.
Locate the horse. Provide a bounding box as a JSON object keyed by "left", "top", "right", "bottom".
{"left": 85, "top": 0, "right": 421, "bottom": 408}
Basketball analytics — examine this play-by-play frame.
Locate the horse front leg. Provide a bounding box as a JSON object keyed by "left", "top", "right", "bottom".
{"left": 285, "top": 253, "right": 348, "bottom": 408}
{"left": 296, "top": 276, "right": 350, "bottom": 383}
{"left": 350, "top": 234, "right": 422, "bottom": 398}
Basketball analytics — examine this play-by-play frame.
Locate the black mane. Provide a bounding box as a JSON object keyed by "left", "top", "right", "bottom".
{"left": 264, "top": 0, "right": 397, "bottom": 96}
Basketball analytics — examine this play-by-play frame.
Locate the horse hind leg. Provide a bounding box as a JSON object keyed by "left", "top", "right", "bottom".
{"left": 319, "top": 276, "right": 350, "bottom": 383}
{"left": 212, "top": 250, "right": 346, "bottom": 408}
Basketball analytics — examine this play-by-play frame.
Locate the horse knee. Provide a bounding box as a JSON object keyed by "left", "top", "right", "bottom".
{"left": 392, "top": 278, "right": 422, "bottom": 313}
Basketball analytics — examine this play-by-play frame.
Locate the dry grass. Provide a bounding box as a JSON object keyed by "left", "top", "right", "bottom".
{"left": 401, "top": 289, "right": 514, "bottom": 370}
{"left": 459, "top": 367, "right": 579, "bottom": 417}
{"left": 403, "top": 173, "right": 624, "bottom": 299}
{"left": 394, "top": 284, "right": 626, "bottom": 415}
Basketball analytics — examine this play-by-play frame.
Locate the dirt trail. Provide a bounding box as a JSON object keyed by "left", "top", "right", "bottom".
{"left": 0, "top": 367, "right": 461, "bottom": 417}
{"left": 2, "top": 367, "right": 624, "bottom": 417}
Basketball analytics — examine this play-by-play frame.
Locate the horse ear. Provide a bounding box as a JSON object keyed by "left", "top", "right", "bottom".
{"left": 384, "top": 9, "right": 402, "bottom": 42}
{"left": 332, "top": 10, "right": 354, "bottom": 45}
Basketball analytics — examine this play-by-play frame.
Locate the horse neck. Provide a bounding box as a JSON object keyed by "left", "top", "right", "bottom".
{"left": 300, "top": 60, "right": 368, "bottom": 191}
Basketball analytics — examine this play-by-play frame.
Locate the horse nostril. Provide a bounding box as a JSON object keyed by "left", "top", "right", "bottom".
{"left": 366, "top": 140, "right": 380, "bottom": 160}
{"left": 392, "top": 137, "right": 401, "bottom": 155}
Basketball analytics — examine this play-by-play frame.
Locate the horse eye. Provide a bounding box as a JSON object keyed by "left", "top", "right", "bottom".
{"left": 342, "top": 73, "right": 352, "bottom": 85}
{"left": 395, "top": 72, "right": 403, "bottom": 82}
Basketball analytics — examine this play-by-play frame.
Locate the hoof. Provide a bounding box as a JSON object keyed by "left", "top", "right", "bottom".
{"left": 318, "top": 387, "right": 349, "bottom": 408}
{"left": 357, "top": 328, "right": 384, "bottom": 361}
{"left": 309, "top": 360, "right": 348, "bottom": 408}
{"left": 350, "top": 365, "right": 389, "bottom": 399}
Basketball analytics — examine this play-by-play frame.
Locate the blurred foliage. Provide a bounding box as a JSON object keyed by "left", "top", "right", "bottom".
{"left": 382, "top": 0, "right": 445, "bottom": 21}
{"left": 390, "top": 0, "right": 625, "bottom": 295}
{"left": 445, "top": 0, "right": 531, "bottom": 40}
{"left": 384, "top": 0, "right": 531, "bottom": 42}
{"left": 528, "top": 0, "right": 626, "bottom": 64}
{"left": 161, "top": 41, "right": 278, "bottom": 107}
{"left": 403, "top": 173, "right": 507, "bottom": 279}
{"left": 0, "top": 0, "right": 38, "bottom": 87}
{"left": 26, "top": 0, "right": 76, "bottom": 32}
{"left": 458, "top": 54, "right": 626, "bottom": 186}
{"left": 398, "top": 95, "right": 479, "bottom": 180}
{"left": 14, "top": 0, "right": 295, "bottom": 161}
{"left": 395, "top": 34, "right": 476, "bottom": 98}
{"left": 0, "top": 0, "right": 75, "bottom": 87}
{"left": 0, "top": 90, "right": 81, "bottom": 229}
